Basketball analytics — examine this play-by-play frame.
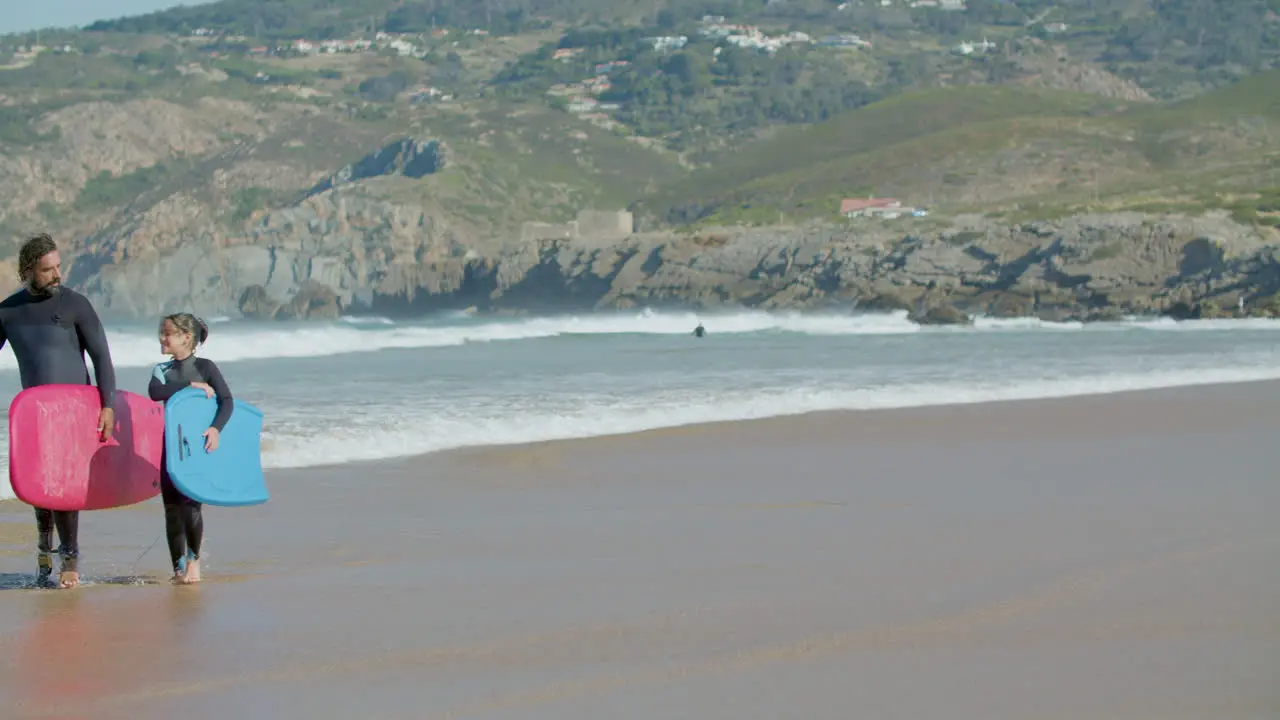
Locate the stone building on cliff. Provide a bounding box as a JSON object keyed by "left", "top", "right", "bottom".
{"left": 520, "top": 209, "right": 634, "bottom": 245}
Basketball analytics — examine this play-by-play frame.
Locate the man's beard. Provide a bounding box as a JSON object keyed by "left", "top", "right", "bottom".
{"left": 28, "top": 280, "right": 61, "bottom": 298}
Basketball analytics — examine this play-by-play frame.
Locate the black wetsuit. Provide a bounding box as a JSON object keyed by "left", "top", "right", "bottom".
{"left": 148, "top": 355, "right": 232, "bottom": 573}
{"left": 0, "top": 286, "right": 117, "bottom": 581}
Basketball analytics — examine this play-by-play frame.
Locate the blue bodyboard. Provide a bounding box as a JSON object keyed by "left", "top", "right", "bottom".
{"left": 163, "top": 387, "right": 268, "bottom": 507}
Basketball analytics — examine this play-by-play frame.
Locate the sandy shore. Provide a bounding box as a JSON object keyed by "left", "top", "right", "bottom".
{"left": 0, "top": 381, "right": 1278, "bottom": 719}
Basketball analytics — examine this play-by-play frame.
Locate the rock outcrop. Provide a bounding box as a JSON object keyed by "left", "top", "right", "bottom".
{"left": 306, "top": 137, "right": 448, "bottom": 198}
{"left": 1004, "top": 37, "right": 1155, "bottom": 102}
{"left": 63, "top": 195, "right": 1280, "bottom": 324}
{"left": 240, "top": 280, "right": 342, "bottom": 321}
{"left": 238, "top": 285, "right": 279, "bottom": 320}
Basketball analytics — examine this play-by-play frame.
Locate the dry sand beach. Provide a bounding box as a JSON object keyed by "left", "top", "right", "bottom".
{"left": 0, "top": 381, "right": 1278, "bottom": 719}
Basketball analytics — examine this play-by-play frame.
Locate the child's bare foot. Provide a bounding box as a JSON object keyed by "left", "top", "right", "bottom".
{"left": 181, "top": 558, "right": 201, "bottom": 584}
{"left": 57, "top": 554, "right": 79, "bottom": 589}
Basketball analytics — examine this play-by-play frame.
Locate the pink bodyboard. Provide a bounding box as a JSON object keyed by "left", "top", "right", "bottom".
{"left": 8, "top": 385, "right": 164, "bottom": 511}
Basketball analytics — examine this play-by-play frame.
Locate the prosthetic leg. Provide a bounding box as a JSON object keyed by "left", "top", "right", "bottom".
{"left": 35, "top": 508, "right": 54, "bottom": 588}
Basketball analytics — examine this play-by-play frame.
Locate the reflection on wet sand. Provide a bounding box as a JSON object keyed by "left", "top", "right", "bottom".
{"left": 4, "top": 587, "right": 205, "bottom": 718}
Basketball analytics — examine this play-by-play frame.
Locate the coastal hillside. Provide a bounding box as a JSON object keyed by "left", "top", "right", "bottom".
{"left": 639, "top": 71, "right": 1280, "bottom": 226}
{"left": 0, "top": 0, "right": 1275, "bottom": 320}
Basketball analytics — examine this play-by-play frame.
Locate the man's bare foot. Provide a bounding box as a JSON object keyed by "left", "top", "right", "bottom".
{"left": 181, "top": 558, "right": 201, "bottom": 584}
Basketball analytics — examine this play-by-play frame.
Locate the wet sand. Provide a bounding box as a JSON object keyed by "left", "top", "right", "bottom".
{"left": 0, "top": 381, "right": 1278, "bottom": 719}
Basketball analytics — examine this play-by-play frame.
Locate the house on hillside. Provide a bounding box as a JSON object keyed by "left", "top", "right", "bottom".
{"left": 840, "top": 197, "right": 901, "bottom": 217}
{"left": 644, "top": 36, "right": 688, "bottom": 52}
{"left": 409, "top": 87, "right": 450, "bottom": 104}
{"left": 840, "top": 197, "right": 927, "bottom": 220}
{"left": 953, "top": 37, "right": 996, "bottom": 55}
{"left": 818, "top": 34, "right": 870, "bottom": 49}
{"left": 594, "top": 60, "right": 631, "bottom": 74}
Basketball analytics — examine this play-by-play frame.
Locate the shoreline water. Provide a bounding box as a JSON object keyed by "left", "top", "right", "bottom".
{"left": 7, "top": 309, "right": 1280, "bottom": 375}
{"left": 1, "top": 379, "right": 1278, "bottom": 718}
{"left": 0, "top": 375, "right": 1273, "bottom": 511}
{"left": 5, "top": 309, "right": 1280, "bottom": 478}
{"left": 5, "top": 353, "right": 1280, "bottom": 484}
{"left": 262, "top": 374, "right": 1280, "bottom": 474}
{"left": 0, "top": 375, "right": 1271, "bottom": 491}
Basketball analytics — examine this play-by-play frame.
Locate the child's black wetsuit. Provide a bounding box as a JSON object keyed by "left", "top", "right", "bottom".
{"left": 148, "top": 355, "right": 233, "bottom": 573}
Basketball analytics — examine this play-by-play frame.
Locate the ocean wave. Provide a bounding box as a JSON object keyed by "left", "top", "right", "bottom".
{"left": 1124, "top": 316, "right": 1280, "bottom": 331}
{"left": 338, "top": 315, "right": 396, "bottom": 326}
{"left": 253, "top": 364, "right": 1280, "bottom": 470}
{"left": 2, "top": 303, "right": 1280, "bottom": 376}
{"left": 2, "top": 308, "right": 1279, "bottom": 373}
{"left": 969, "top": 316, "right": 1085, "bottom": 331}
{"left": 0, "top": 309, "right": 922, "bottom": 373}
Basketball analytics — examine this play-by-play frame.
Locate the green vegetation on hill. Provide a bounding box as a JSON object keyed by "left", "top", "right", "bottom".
{"left": 9, "top": 0, "right": 1278, "bottom": 159}
{"left": 1101, "top": 0, "right": 1280, "bottom": 96}
{"left": 0, "top": 47, "right": 180, "bottom": 93}
{"left": 71, "top": 0, "right": 1280, "bottom": 97}
{"left": 1116, "top": 68, "right": 1280, "bottom": 132}
{"left": 1, "top": 0, "right": 1278, "bottom": 245}
{"left": 0, "top": 103, "right": 64, "bottom": 145}
{"left": 75, "top": 163, "right": 179, "bottom": 213}
{"left": 82, "top": 0, "right": 663, "bottom": 38}
{"left": 641, "top": 85, "right": 1124, "bottom": 221}
{"left": 633, "top": 71, "right": 1280, "bottom": 227}
{"left": 477, "top": 0, "right": 1279, "bottom": 157}
{"left": 385, "top": 103, "right": 684, "bottom": 227}
{"left": 494, "top": 26, "right": 883, "bottom": 155}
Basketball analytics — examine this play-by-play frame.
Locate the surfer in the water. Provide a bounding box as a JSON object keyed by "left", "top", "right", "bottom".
{"left": 0, "top": 234, "right": 118, "bottom": 589}
{"left": 149, "top": 313, "right": 233, "bottom": 585}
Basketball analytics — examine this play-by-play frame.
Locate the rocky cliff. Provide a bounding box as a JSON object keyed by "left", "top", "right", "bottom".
{"left": 76, "top": 192, "right": 1280, "bottom": 323}
{"left": 308, "top": 210, "right": 1277, "bottom": 323}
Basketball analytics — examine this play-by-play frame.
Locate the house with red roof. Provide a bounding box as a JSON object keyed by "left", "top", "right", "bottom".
{"left": 840, "top": 197, "right": 902, "bottom": 217}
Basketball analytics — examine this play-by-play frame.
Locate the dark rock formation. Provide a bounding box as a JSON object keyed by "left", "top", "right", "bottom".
{"left": 277, "top": 281, "right": 343, "bottom": 321}
{"left": 238, "top": 280, "right": 341, "bottom": 320}
{"left": 911, "top": 302, "right": 972, "bottom": 326}
{"left": 306, "top": 137, "right": 447, "bottom": 198}
{"left": 238, "top": 285, "right": 279, "bottom": 320}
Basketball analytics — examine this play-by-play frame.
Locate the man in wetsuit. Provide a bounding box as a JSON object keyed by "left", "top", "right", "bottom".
{"left": 0, "top": 234, "right": 117, "bottom": 589}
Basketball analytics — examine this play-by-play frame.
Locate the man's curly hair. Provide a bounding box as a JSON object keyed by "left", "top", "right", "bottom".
{"left": 18, "top": 234, "right": 58, "bottom": 283}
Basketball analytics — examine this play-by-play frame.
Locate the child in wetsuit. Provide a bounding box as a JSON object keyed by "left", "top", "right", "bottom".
{"left": 148, "top": 313, "right": 233, "bottom": 584}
